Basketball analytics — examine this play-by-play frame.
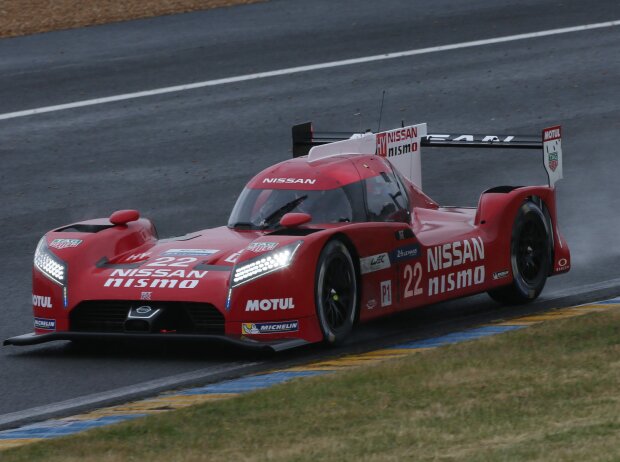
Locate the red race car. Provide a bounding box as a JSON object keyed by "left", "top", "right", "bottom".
{"left": 4, "top": 122, "right": 570, "bottom": 351}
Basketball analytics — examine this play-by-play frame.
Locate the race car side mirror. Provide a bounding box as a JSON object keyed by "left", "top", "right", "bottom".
{"left": 109, "top": 209, "right": 140, "bottom": 225}
{"left": 280, "top": 212, "right": 311, "bottom": 228}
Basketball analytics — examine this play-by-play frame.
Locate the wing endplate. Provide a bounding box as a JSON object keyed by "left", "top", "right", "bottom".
{"left": 375, "top": 123, "right": 427, "bottom": 188}
{"left": 542, "top": 126, "right": 563, "bottom": 187}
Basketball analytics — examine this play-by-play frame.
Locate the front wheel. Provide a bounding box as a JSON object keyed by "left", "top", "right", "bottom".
{"left": 315, "top": 239, "right": 358, "bottom": 345}
{"left": 488, "top": 200, "right": 552, "bottom": 304}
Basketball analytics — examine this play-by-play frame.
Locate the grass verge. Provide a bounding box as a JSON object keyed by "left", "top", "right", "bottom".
{"left": 0, "top": 0, "right": 263, "bottom": 38}
{"left": 5, "top": 310, "right": 620, "bottom": 461}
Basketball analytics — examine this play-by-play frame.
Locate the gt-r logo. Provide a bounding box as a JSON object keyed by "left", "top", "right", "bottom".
{"left": 32, "top": 295, "right": 52, "bottom": 308}
{"left": 245, "top": 298, "right": 295, "bottom": 311}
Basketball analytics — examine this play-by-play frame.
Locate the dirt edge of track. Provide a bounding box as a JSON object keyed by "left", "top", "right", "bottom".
{"left": 0, "top": 0, "right": 264, "bottom": 39}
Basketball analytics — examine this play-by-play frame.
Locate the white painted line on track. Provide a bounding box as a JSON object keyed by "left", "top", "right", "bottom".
{"left": 1, "top": 19, "right": 619, "bottom": 121}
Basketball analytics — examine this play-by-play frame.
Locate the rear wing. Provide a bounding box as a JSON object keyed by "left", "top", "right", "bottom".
{"left": 292, "top": 122, "right": 563, "bottom": 188}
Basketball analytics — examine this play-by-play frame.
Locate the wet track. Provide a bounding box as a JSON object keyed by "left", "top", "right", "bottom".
{"left": 1, "top": 0, "right": 619, "bottom": 419}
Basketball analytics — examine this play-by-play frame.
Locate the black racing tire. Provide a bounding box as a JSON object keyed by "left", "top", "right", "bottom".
{"left": 315, "top": 239, "right": 358, "bottom": 345}
{"left": 488, "top": 200, "right": 552, "bottom": 305}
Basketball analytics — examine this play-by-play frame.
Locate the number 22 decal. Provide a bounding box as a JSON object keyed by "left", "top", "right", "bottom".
{"left": 404, "top": 263, "right": 423, "bottom": 298}
{"left": 146, "top": 257, "right": 198, "bottom": 267}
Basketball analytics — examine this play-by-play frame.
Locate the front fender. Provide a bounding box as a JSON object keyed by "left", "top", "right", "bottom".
{"left": 31, "top": 217, "right": 157, "bottom": 333}
{"left": 225, "top": 230, "right": 337, "bottom": 344}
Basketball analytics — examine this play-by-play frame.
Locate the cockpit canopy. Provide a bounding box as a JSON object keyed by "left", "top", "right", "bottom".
{"left": 228, "top": 183, "right": 365, "bottom": 229}
{"left": 228, "top": 172, "right": 410, "bottom": 229}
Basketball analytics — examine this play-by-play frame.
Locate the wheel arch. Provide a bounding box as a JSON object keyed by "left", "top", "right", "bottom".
{"left": 477, "top": 185, "right": 566, "bottom": 279}
{"left": 330, "top": 232, "right": 362, "bottom": 324}
{"left": 476, "top": 186, "right": 558, "bottom": 229}
{"left": 524, "top": 194, "right": 555, "bottom": 275}
{"left": 487, "top": 197, "right": 553, "bottom": 304}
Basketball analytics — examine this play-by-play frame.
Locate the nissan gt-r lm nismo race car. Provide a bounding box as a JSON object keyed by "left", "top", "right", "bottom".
{"left": 4, "top": 122, "right": 570, "bottom": 351}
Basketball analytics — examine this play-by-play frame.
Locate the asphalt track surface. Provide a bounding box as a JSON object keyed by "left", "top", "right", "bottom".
{"left": 1, "top": 0, "right": 619, "bottom": 419}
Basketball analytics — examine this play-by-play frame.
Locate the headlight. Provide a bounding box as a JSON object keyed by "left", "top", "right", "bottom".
{"left": 231, "top": 241, "right": 302, "bottom": 287}
{"left": 34, "top": 238, "right": 67, "bottom": 286}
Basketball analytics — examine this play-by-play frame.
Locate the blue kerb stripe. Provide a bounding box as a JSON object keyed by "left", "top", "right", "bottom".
{"left": 179, "top": 370, "right": 327, "bottom": 395}
{"left": 0, "top": 415, "right": 144, "bottom": 440}
{"left": 594, "top": 297, "right": 620, "bottom": 305}
{"left": 390, "top": 325, "right": 525, "bottom": 349}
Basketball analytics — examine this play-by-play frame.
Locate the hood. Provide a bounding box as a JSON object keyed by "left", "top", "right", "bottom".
{"left": 107, "top": 226, "right": 258, "bottom": 267}
{"left": 76, "top": 226, "right": 306, "bottom": 304}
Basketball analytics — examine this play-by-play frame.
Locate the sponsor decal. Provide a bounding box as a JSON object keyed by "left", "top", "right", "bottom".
{"left": 555, "top": 258, "right": 570, "bottom": 272}
{"left": 547, "top": 151, "right": 559, "bottom": 172}
{"left": 34, "top": 317, "right": 56, "bottom": 330}
{"left": 49, "top": 239, "right": 82, "bottom": 249}
{"left": 376, "top": 126, "right": 419, "bottom": 158}
{"left": 427, "top": 237, "right": 485, "bottom": 296}
{"left": 543, "top": 127, "right": 561, "bottom": 141}
{"left": 32, "top": 294, "right": 53, "bottom": 308}
{"left": 360, "top": 253, "right": 391, "bottom": 274}
{"left": 141, "top": 291, "right": 152, "bottom": 300}
{"left": 427, "top": 237, "right": 484, "bottom": 272}
{"left": 126, "top": 252, "right": 151, "bottom": 262}
{"left": 366, "top": 299, "right": 377, "bottom": 309}
{"left": 162, "top": 249, "right": 219, "bottom": 257}
{"left": 247, "top": 242, "right": 278, "bottom": 253}
{"left": 103, "top": 268, "right": 208, "bottom": 289}
{"left": 225, "top": 251, "right": 242, "bottom": 263}
{"left": 428, "top": 267, "right": 485, "bottom": 296}
{"left": 395, "top": 229, "right": 415, "bottom": 241}
{"left": 380, "top": 280, "right": 392, "bottom": 307}
{"left": 245, "top": 298, "right": 295, "bottom": 312}
{"left": 262, "top": 178, "right": 316, "bottom": 185}
{"left": 426, "top": 134, "right": 516, "bottom": 143}
{"left": 542, "top": 126, "right": 563, "bottom": 187}
{"left": 242, "top": 320, "right": 299, "bottom": 335}
{"left": 493, "top": 270, "right": 510, "bottom": 280}
{"left": 403, "top": 263, "right": 423, "bottom": 298}
{"left": 391, "top": 244, "right": 420, "bottom": 262}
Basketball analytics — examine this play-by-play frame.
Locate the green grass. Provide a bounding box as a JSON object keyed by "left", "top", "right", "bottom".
{"left": 5, "top": 310, "right": 620, "bottom": 462}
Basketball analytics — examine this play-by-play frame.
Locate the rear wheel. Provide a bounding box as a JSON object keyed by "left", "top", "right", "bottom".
{"left": 488, "top": 200, "right": 552, "bottom": 304}
{"left": 315, "top": 239, "right": 358, "bottom": 345}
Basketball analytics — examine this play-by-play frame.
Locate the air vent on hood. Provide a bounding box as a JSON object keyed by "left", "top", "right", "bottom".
{"left": 56, "top": 224, "right": 114, "bottom": 233}
{"left": 268, "top": 228, "right": 323, "bottom": 236}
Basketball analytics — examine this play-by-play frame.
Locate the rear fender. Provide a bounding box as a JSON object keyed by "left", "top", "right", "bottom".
{"left": 475, "top": 186, "right": 570, "bottom": 276}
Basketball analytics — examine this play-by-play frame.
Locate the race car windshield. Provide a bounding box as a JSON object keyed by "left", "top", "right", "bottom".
{"left": 228, "top": 183, "right": 365, "bottom": 229}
